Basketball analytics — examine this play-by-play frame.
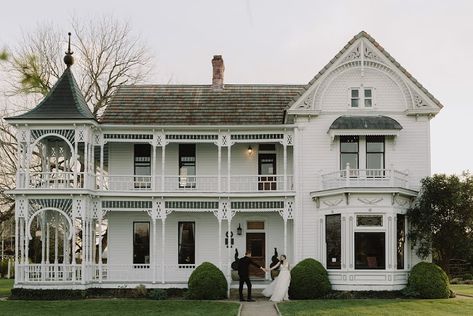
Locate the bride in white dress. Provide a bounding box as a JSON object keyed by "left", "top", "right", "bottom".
{"left": 262, "top": 255, "right": 291, "bottom": 302}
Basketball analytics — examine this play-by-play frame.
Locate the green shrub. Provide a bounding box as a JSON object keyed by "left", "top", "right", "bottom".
{"left": 187, "top": 262, "right": 227, "bottom": 300}
{"left": 289, "top": 258, "right": 331, "bottom": 299}
{"left": 404, "top": 262, "right": 450, "bottom": 299}
{"left": 148, "top": 288, "right": 168, "bottom": 300}
{"left": 463, "top": 273, "right": 473, "bottom": 280}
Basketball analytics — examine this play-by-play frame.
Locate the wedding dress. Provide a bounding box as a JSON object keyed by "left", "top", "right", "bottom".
{"left": 262, "top": 261, "right": 290, "bottom": 302}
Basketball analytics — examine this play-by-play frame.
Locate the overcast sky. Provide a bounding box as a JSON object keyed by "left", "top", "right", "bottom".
{"left": 1, "top": 0, "right": 472, "bottom": 175}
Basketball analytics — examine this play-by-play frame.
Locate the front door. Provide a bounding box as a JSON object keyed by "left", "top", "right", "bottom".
{"left": 258, "top": 153, "right": 276, "bottom": 190}
{"left": 246, "top": 233, "right": 265, "bottom": 278}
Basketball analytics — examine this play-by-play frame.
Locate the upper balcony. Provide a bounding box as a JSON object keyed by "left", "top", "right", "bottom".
{"left": 318, "top": 166, "right": 411, "bottom": 192}
{"left": 16, "top": 172, "right": 294, "bottom": 194}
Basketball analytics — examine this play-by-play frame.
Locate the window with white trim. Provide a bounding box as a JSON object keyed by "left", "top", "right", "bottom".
{"left": 350, "top": 88, "right": 373, "bottom": 108}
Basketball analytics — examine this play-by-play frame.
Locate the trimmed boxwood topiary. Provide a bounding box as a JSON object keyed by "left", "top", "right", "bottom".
{"left": 187, "top": 262, "right": 227, "bottom": 300}
{"left": 289, "top": 258, "right": 331, "bottom": 299}
{"left": 405, "top": 262, "right": 450, "bottom": 299}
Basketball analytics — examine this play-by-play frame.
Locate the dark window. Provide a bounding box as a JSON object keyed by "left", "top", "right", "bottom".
{"left": 397, "top": 214, "right": 406, "bottom": 269}
{"left": 364, "top": 88, "right": 373, "bottom": 107}
{"left": 258, "top": 153, "right": 277, "bottom": 190}
{"left": 351, "top": 89, "right": 359, "bottom": 107}
{"left": 340, "top": 136, "right": 359, "bottom": 172}
{"left": 178, "top": 222, "right": 195, "bottom": 264}
{"left": 179, "top": 144, "right": 196, "bottom": 188}
{"left": 134, "top": 144, "right": 151, "bottom": 189}
{"left": 133, "top": 222, "right": 150, "bottom": 264}
{"left": 326, "top": 214, "right": 341, "bottom": 269}
{"left": 366, "top": 136, "right": 384, "bottom": 176}
{"left": 355, "top": 232, "right": 385, "bottom": 270}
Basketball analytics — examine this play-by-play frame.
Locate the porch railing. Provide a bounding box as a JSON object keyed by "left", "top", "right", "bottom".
{"left": 17, "top": 263, "right": 198, "bottom": 284}
{"left": 20, "top": 172, "right": 91, "bottom": 190}
{"left": 19, "top": 264, "right": 82, "bottom": 283}
{"left": 320, "top": 167, "right": 409, "bottom": 190}
{"left": 98, "top": 174, "right": 294, "bottom": 193}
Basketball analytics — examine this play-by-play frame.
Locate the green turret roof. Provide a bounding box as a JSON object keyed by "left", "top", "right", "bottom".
{"left": 7, "top": 67, "right": 95, "bottom": 120}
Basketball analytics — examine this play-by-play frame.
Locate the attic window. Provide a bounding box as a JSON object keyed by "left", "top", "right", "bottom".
{"left": 350, "top": 88, "right": 373, "bottom": 108}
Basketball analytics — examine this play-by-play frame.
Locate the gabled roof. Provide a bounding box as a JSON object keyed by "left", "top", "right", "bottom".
{"left": 7, "top": 67, "right": 95, "bottom": 120}
{"left": 100, "top": 85, "right": 304, "bottom": 125}
{"left": 287, "top": 31, "right": 443, "bottom": 110}
{"left": 329, "top": 116, "right": 403, "bottom": 130}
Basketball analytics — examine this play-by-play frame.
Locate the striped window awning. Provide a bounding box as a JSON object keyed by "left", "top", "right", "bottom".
{"left": 328, "top": 115, "right": 402, "bottom": 140}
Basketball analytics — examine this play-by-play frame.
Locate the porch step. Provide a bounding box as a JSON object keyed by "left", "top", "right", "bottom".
{"left": 229, "top": 288, "right": 266, "bottom": 300}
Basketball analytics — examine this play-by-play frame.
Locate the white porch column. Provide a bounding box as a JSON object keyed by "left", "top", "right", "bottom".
{"left": 73, "top": 136, "right": 78, "bottom": 188}
{"left": 14, "top": 216, "right": 18, "bottom": 284}
{"left": 62, "top": 222, "right": 67, "bottom": 281}
{"left": 81, "top": 216, "right": 86, "bottom": 284}
{"left": 71, "top": 215, "right": 76, "bottom": 283}
{"left": 41, "top": 215, "right": 46, "bottom": 281}
{"left": 283, "top": 143, "right": 287, "bottom": 191}
{"left": 99, "top": 143, "right": 104, "bottom": 190}
{"left": 151, "top": 143, "right": 157, "bottom": 190}
{"left": 161, "top": 144, "right": 166, "bottom": 192}
{"left": 54, "top": 217, "right": 59, "bottom": 281}
{"left": 84, "top": 139, "right": 89, "bottom": 189}
{"left": 152, "top": 217, "right": 157, "bottom": 284}
{"left": 217, "top": 142, "right": 222, "bottom": 192}
{"left": 24, "top": 217, "right": 29, "bottom": 282}
{"left": 98, "top": 212, "right": 103, "bottom": 283}
{"left": 46, "top": 223, "right": 50, "bottom": 264}
{"left": 54, "top": 218, "right": 59, "bottom": 264}
{"left": 161, "top": 217, "right": 166, "bottom": 284}
{"left": 213, "top": 208, "right": 223, "bottom": 269}
{"left": 227, "top": 144, "right": 231, "bottom": 192}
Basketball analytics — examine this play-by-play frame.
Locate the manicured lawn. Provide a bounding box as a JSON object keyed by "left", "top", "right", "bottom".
{"left": 451, "top": 284, "right": 473, "bottom": 296}
{"left": 278, "top": 299, "right": 473, "bottom": 316}
{"left": 0, "top": 300, "right": 239, "bottom": 316}
{"left": 0, "top": 279, "right": 13, "bottom": 297}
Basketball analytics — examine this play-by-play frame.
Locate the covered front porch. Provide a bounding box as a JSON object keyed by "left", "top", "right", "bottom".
{"left": 13, "top": 197, "right": 294, "bottom": 288}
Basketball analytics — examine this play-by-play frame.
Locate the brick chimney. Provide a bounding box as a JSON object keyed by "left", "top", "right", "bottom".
{"left": 211, "top": 55, "right": 225, "bottom": 89}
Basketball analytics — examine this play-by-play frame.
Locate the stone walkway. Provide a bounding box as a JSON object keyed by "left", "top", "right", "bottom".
{"left": 240, "top": 300, "right": 279, "bottom": 316}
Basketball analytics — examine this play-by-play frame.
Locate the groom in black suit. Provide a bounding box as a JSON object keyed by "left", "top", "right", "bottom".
{"left": 238, "top": 250, "right": 264, "bottom": 302}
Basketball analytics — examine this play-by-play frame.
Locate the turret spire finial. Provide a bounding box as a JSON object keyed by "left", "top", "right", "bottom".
{"left": 64, "top": 32, "right": 74, "bottom": 67}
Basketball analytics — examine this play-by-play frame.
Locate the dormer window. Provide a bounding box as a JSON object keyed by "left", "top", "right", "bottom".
{"left": 350, "top": 88, "right": 373, "bottom": 108}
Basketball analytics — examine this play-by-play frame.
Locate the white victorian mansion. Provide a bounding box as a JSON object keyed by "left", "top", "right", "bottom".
{"left": 6, "top": 31, "right": 442, "bottom": 291}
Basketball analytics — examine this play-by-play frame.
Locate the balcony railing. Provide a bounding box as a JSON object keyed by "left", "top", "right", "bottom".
{"left": 99, "top": 174, "right": 294, "bottom": 193}
{"left": 320, "top": 168, "right": 409, "bottom": 190}
{"left": 19, "top": 171, "right": 91, "bottom": 190}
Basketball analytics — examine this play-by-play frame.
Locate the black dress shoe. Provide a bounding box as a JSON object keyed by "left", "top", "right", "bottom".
{"left": 240, "top": 299, "right": 246, "bottom": 302}
{"left": 247, "top": 299, "right": 256, "bottom": 302}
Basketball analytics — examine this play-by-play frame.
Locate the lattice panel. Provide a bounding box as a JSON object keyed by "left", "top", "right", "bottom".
{"left": 231, "top": 134, "right": 284, "bottom": 141}
{"left": 104, "top": 133, "right": 153, "bottom": 140}
{"left": 30, "top": 129, "right": 75, "bottom": 145}
{"left": 102, "top": 200, "right": 152, "bottom": 209}
{"left": 29, "top": 198, "right": 73, "bottom": 217}
{"left": 231, "top": 201, "right": 284, "bottom": 209}
{"left": 16, "top": 198, "right": 27, "bottom": 218}
{"left": 165, "top": 201, "right": 219, "bottom": 209}
{"left": 165, "top": 134, "right": 218, "bottom": 141}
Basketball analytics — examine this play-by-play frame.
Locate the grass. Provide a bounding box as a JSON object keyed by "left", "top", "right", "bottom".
{"left": 451, "top": 284, "right": 473, "bottom": 296}
{"left": 278, "top": 299, "right": 473, "bottom": 316}
{"left": 0, "top": 279, "right": 13, "bottom": 297}
{"left": 0, "top": 300, "right": 239, "bottom": 316}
